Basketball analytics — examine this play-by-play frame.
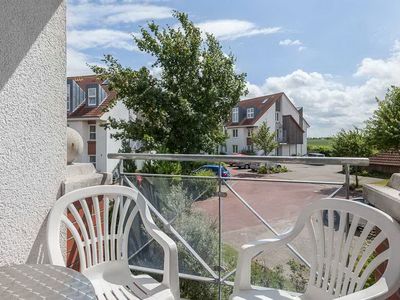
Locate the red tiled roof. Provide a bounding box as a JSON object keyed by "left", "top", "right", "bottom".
{"left": 67, "top": 75, "right": 116, "bottom": 119}
{"left": 370, "top": 152, "right": 400, "bottom": 167}
{"left": 226, "top": 93, "right": 283, "bottom": 127}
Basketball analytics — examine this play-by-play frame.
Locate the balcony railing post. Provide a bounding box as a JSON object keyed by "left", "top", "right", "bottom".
{"left": 344, "top": 164, "right": 350, "bottom": 199}
{"left": 119, "top": 159, "right": 124, "bottom": 185}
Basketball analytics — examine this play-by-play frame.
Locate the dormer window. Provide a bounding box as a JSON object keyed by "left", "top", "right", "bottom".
{"left": 67, "top": 84, "right": 70, "bottom": 111}
{"left": 88, "top": 87, "right": 97, "bottom": 106}
{"left": 247, "top": 107, "right": 254, "bottom": 119}
{"left": 232, "top": 107, "right": 239, "bottom": 123}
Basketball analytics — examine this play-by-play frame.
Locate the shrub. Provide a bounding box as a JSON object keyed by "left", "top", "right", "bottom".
{"left": 287, "top": 259, "right": 308, "bottom": 292}
{"left": 307, "top": 145, "right": 333, "bottom": 157}
{"left": 192, "top": 169, "right": 218, "bottom": 200}
{"left": 258, "top": 165, "right": 289, "bottom": 174}
{"left": 141, "top": 160, "right": 182, "bottom": 175}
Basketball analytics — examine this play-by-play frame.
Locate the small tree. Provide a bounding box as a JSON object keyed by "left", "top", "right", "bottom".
{"left": 366, "top": 86, "right": 400, "bottom": 151}
{"left": 332, "top": 128, "right": 374, "bottom": 187}
{"left": 251, "top": 122, "right": 278, "bottom": 155}
{"left": 92, "top": 11, "right": 247, "bottom": 154}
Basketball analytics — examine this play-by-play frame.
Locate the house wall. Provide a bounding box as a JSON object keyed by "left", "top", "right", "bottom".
{"left": 0, "top": 0, "right": 66, "bottom": 265}
{"left": 281, "top": 94, "right": 300, "bottom": 124}
{"left": 96, "top": 122, "right": 108, "bottom": 172}
{"left": 225, "top": 127, "right": 249, "bottom": 154}
{"left": 102, "top": 101, "right": 131, "bottom": 173}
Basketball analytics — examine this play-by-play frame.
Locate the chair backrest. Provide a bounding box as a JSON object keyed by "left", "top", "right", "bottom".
{"left": 296, "top": 198, "right": 400, "bottom": 299}
{"left": 47, "top": 185, "right": 146, "bottom": 271}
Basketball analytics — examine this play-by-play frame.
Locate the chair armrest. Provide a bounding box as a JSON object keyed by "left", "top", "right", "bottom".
{"left": 136, "top": 197, "right": 180, "bottom": 300}
{"left": 234, "top": 228, "right": 299, "bottom": 291}
{"left": 335, "top": 278, "right": 389, "bottom": 300}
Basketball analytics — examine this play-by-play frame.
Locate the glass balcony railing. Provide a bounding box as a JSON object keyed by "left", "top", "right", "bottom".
{"left": 109, "top": 154, "right": 369, "bottom": 300}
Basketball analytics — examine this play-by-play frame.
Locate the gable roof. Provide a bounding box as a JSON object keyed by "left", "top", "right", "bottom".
{"left": 226, "top": 92, "right": 283, "bottom": 127}
{"left": 67, "top": 75, "right": 116, "bottom": 119}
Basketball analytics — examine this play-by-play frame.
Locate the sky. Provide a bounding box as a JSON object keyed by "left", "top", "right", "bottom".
{"left": 67, "top": 0, "right": 400, "bottom": 137}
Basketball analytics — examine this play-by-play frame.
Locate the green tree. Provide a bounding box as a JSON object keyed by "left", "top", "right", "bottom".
{"left": 119, "top": 139, "right": 136, "bottom": 173}
{"left": 332, "top": 128, "right": 374, "bottom": 187}
{"left": 92, "top": 11, "right": 247, "bottom": 154}
{"left": 366, "top": 86, "right": 400, "bottom": 151}
{"left": 251, "top": 122, "right": 278, "bottom": 155}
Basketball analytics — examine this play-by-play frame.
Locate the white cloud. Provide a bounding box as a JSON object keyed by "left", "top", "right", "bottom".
{"left": 197, "top": 20, "right": 280, "bottom": 41}
{"left": 67, "top": 48, "right": 95, "bottom": 76}
{"left": 279, "top": 39, "right": 305, "bottom": 51}
{"left": 279, "top": 39, "right": 302, "bottom": 46}
{"left": 247, "top": 41, "right": 400, "bottom": 136}
{"left": 68, "top": 29, "right": 136, "bottom": 51}
{"left": 67, "top": 2, "right": 172, "bottom": 28}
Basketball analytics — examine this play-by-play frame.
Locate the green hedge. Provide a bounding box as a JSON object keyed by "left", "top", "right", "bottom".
{"left": 307, "top": 145, "right": 333, "bottom": 157}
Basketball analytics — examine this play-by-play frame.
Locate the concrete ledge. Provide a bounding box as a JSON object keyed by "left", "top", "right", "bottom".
{"left": 364, "top": 173, "right": 400, "bottom": 221}
{"left": 62, "top": 163, "right": 112, "bottom": 194}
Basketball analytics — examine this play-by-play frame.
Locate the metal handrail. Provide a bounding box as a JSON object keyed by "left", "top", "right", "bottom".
{"left": 110, "top": 152, "right": 365, "bottom": 298}
{"left": 108, "top": 153, "right": 369, "bottom": 166}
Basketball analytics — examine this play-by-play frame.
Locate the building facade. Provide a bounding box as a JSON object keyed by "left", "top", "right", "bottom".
{"left": 224, "top": 93, "right": 309, "bottom": 156}
{"left": 67, "top": 75, "right": 130, "bottom": 173}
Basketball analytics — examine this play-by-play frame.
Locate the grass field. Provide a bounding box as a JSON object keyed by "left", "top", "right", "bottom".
{"left": 307, "top": 137, "right": 334, "bottom": 148}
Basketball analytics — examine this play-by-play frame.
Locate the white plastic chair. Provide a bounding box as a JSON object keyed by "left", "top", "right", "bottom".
{"left": 230, "top": 198, "right": 400, "bottom": 300}
{"left": 47, "top": 185, "right": 180, "bottom": 300}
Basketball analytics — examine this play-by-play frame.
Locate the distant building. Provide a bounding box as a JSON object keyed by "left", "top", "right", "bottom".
{"left": 223, "top": 92, "right": 310, "bottom": 156}
{"left": 367, "top": 152, "right": 400, "bottom": 174}
{"left": 67, "top": 75, "right": 131, "bottom": 173}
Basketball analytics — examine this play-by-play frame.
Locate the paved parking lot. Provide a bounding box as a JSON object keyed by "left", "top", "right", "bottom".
{"left": 194, "top": 164, "right": 380, "bottom": 269}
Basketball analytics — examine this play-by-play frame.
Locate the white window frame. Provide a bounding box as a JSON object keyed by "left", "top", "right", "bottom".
{"left": 89, "top": 155, "right": 96, "bottom": 168}
{"left": 67, "top": 84, "right": 70, "bottom": 111}
{"left": 232, "top": 129, "right": 238, "bottom": 138}
{"left": 88, "top": 87, "right": 97, "bottom": 106}
{"left": 89, "top": 125, "right": 96, "bottom": 140}
{"left": 232, "top": 107, "right": 239, "bottom": 123}
{"left": 232, "top": 145, "right": 238, "bottom": 153}
{"left": 248, "top": 128, "right": 253, "bottom": 137}
{"left": 247, "top": 107, "right": 254, "bottom": 119}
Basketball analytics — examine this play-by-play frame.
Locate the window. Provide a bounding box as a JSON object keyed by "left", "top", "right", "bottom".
{"left": 247, "top": 107, "right": 254, "bottom": 119}
{"left": 89, "top": 155, "right": 96, "bottom": 168}
{"left": 276, "top": 112, "right": 279, "bottom": 122}
{"left": 89, "top": 125, "right": 96, "bottom": 140}
{"left": 232, "top": 145, "right": 238, "bottom": 153}
{"left": 232, "top": 129, "right": 238, "bottom": 138}
{"left": 247, "top": 145, "right": 253, "bottom": 152}
{"left": 232, "top": 107, "right": 239, "bottom": 123}
{"left": 248, "top": 128, "right": 253, "bottom": 137}
{"left": 88, "top": 87, "right": 97, "bottom": 106}
{"left": 67, "top": 84, "right": 70, "bottom": 111}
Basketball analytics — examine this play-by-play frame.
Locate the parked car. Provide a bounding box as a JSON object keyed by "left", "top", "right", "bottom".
{"left": 193, "top": 165, "right": 231, "bottom": 177}
{"left": 227, "top": 153, "right": 244, "bottom": 167}
{"left": 250, "top": 161, "right": 281, "bottom": 172}
{"left": 307, "top": 152, "right": 326, "bottom": 158}
{"left": 306, "top": 152, "right": 326, "bottom": 165}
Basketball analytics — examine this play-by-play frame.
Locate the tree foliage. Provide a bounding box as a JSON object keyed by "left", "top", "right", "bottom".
{"left": 251, "top": 122, "right": 278, "bottom": 155}
{"left": 332, "top": 127, "right": 374, "bottom": 158}
{"left": 332, "top": 127, "right": 375, "bottom": 187}
{"left": 92, "top": 11, "right": 247, "bottom": 154}
{"left": 366, "top": 86, "right": 400, "bottom": 151}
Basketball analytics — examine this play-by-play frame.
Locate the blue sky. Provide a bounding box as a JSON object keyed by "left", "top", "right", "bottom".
{"left": 67, "top": 0, "right": 400, "bottom": 136}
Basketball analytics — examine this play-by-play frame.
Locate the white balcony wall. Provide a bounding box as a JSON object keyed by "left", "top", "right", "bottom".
{"left": 0, "top": 0, "right": 66, "bottom": 265}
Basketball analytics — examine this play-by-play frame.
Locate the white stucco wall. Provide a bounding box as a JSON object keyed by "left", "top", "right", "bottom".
{"left": 102, "top": 101, "right": 130, "bottom": 172}
{"left": 0, "top": 0, "right": 66, "bottom": 265}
